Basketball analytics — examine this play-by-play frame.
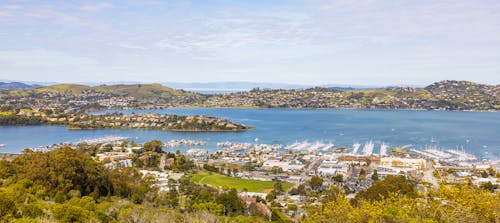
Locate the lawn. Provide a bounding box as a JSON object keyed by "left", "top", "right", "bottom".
{"left": 0, "top": 111, "right": 13, "bottom": 116}
{"left": 190, "top": 172, "right": 293, "bottom": 193}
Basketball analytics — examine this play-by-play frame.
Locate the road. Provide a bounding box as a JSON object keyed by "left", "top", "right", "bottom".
{"left": 287, "top": 158, "right": 323, "bottom": 193}
{"left": 422, "top": 160, "right": 439, "bottom": 189}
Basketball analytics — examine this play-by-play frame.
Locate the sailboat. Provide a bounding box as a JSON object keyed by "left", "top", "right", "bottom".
{"left": 352, "top": 143, "right": 360, "bottom": 154}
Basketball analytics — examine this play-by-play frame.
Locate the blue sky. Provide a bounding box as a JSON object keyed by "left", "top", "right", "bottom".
{"left": 0, "top": 0, "right": 499, "bottom": 85}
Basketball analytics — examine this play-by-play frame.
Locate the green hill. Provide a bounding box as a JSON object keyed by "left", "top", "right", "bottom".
{"left": 33, "top": 84, "right": 91, "bottom": 95}
{"left": 92, "top": 83, "right": 199, "bottom": 99}
{"left": 12, "top": 83, "right": 205, "bottom": 100}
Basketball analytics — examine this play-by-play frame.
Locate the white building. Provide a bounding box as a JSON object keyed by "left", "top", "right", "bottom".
{"left": 379, "top": 157, "right": 426, "bottom": 171}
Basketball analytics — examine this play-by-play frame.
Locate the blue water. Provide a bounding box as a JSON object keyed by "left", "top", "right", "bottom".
{"left": 1, "top": 108, "right": 499, "bottom": 160}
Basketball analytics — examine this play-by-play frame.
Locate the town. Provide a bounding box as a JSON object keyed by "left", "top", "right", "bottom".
{"left": 0, "top": 107, "right": 250, "bottom": 132}
{"left": 1, "top": 80, "right": 499, "bottom": 112}
{"left": 9, "top": 136, "right": 496, "bottom": 221}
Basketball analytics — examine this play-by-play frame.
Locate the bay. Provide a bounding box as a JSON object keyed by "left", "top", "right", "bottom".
{"left": 0, "top": 108, "right": 499, "bottom": 160}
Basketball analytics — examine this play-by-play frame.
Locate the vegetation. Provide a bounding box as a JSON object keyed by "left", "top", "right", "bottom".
{"left": 0, "top": 145, "right": 498, "bottom": 222}
{"left": 302, "top": 183, "right": 500, "bottom": 223}
{"left": 353, "top": 175, "right": 417, "bottom": 203}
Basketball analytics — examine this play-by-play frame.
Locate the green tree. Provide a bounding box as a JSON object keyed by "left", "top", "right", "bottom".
{"left": 273, "top": 181, "right": 284, "bottom": 194}
{"left": 216, "top": 188, "right": 246, "bottom": 216}
{"left": 354, "top": 175, "right": 417, "bottom": 203}
{"left": 52, "top": 203, "right": 95, "bottom": 222}
{"left": 480, "top": 181, "right": 498, "bottom": 192}
{"left": 12, "top": 147, "right": 110, "bottom": 196}
{"left": 371, "top": 169, "right": 379, "bottom": 181}
{"left": 310, "top": 176, "right": 323, "bottom": 191}
{"left": 143, "top": 140, "right": 163, "bottom": 153}
{"left": 333, "top": 174, "right": 344, "bottom": 183}
{"left": 0, "top": 191, "right": 17, "bottom": 219}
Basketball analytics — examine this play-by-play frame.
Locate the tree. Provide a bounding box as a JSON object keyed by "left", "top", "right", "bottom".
{"left": 359, "top": 168, "right": 367, "bottom": 179}
{"left": 480, "top": 171, "right": 489, "bottom": 178}
{"left": 480, "top": 181, "right": 498, "bottom": 192}
{"left": 321, "top": 186, "right": 344, "bottom": 203}
{"left": 100, "top": 144, "right": 113, "bottom": 153}
{"left": 333, "top": 174, "right": 344, "bottom": 183}
{"left": 12, "top": 147, "right": 110, "bottom": 196}
{"left": 143, "top": 140, "right": 163, "bottom": 153}
{"left": 0, "top": 191, "right": 17, "bottom": 219}
{"left": 273, "top": 181, "right": 284, "bottom": 194}
{"left": 371, "top": 169, "right": 379, "bottom": 181}
{"left": 120, "top": 140, "right": 128, "bottom": 148}
{"left": 216, "top": 188, "right": 246, "bottom": 216}
{"left": 310, "top": 176, "right": 323, "bottom": 191}
{"left": 52, "top": 203, "right": 96, "bottom": 222}
{"left": 354, "top": 175, "right": 417, "bottom": 203}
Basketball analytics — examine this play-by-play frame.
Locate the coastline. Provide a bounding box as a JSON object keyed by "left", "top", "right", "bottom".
{"left": 67, "top": 126, "right": 254, "bottom": 132}
{"left": 88, "top": 106, "right": 500, "bottom": 114}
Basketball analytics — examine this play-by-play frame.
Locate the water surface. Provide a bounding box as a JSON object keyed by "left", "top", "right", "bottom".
{"left": 1, "top": 108, "right": 499, "bottom": 160}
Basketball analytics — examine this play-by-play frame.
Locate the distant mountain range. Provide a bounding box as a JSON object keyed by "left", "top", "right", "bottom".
{"left": 0, "top": 80, "right": 412, "bottom": 92}
{"left": 0, "top": 82, "right": 40, "bottom": 90}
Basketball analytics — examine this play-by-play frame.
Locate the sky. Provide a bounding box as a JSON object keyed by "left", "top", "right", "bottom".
{"left": 0, "top": 0, "right": 499, "bottom": 86}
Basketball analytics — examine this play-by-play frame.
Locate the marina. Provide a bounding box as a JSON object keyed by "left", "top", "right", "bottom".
{"left": 285, "top": 141, "right": 334, "bottom": 153}
{"left": 74, "top": 136, "right": 129, "bottom": 145}
{"left": 18, "top": 135, "right": 483, "bottom": 165}
{"left": 411, "top": 147, "right": 478, "bottom": 162}
{"left": 165, "top": 139, "right": 207, "bottom": 148}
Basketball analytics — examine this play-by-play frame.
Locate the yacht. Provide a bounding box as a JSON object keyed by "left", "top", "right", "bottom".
{"left": 362, "top": 141, "right": 374, "bottom": 156}
{"left": 351, "top": 143, "right": 360, "bottom": 154}
{"left": 379, "top": 143, "right": 388, "bottom": 157}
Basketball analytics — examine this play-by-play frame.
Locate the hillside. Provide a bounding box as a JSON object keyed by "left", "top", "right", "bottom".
{"left": 28, "top": 83, "right": 202, "bottom": 99}
{"left": 92, "top": 83, "right": 200, "bottom": 99}
{"left": 1, "top": 80, "right": 499, "bottom": 111}
{"left": 33, "top": 84, "right": 92, "bottom": 94}
{"left": 25, "top": 83, "right": 203, "bottom": 101}
{"left": 0, "top": 83, "right": 206, "bottom": 110}
{"left": 0, "top": 82, "right": 39, "bottom": 90}
{"left": 204, "top": 81, "right": 500, "bottom": 110}
{"left": 425, "top": 80, "right": 500, "bottom": 100}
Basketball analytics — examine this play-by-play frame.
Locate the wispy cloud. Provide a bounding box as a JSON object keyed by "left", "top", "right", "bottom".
{"left": 154, "top": 14, "right": 318, "bottom": 51}
{"left": 80, "top": 2, "right": 113, "bottom": 13}
{"left": 0, "top": 0, "right": 499, "bottom": 84}
{"left": 0, "top": 1, "right": 108, "bottom": 28}
{"left": 111, "top": 42, "right": 148, "bottom": 50}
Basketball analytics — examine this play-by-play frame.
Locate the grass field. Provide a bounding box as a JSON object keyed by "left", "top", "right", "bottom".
{"left": 0, "top": 111, "right": 13, "bottom": 116}
{"left": 190, "top": 172, "right": 293, "bottom": 193}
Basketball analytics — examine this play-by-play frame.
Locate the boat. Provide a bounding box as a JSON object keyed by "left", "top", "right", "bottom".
{"left": 351, "top": 143, "right": 360, "bottom": 154}
{"left": 379, "top": 143, "right": 388, "bottom": 157}
{"left": 362, "top": 141, "right": 374, "bottom": 156}
{"left": 0, "top": 144, "right": 4, "bottom": 148}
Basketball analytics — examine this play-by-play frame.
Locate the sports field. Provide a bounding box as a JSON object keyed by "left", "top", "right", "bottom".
{"left": 190, "top": 172, "right": 292, "bottom": 193}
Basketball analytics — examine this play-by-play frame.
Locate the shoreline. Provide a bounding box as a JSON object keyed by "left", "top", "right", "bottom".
{"left": 68, "top": 126, "right": 254, "bottom": 132}
{"left": 89, "top": 106, "right": 500, "bottom": 114}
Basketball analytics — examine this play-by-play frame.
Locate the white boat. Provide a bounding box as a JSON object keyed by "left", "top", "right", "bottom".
{"left": 362, "top": 141, "right": 374, "bottom": 156}
{"left": 379, "top": 143, "right": 388, "bottom": 157}
{"left": 0, "top": 144, "right": 4, "bottom": 148}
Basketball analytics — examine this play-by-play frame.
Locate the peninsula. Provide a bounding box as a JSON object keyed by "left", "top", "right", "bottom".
{"left": 0, "top": 108, "right": 250, "bottom": 132}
